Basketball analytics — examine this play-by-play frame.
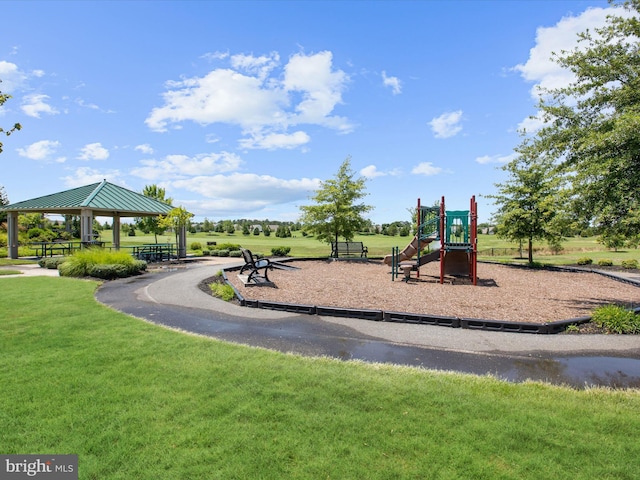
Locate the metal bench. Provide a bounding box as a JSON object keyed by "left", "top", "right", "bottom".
{"left": 240, "top": 248, "right": 274, "bottom": 284}
{"left": 331, "top": 241, "right": 368, "bottom": 258}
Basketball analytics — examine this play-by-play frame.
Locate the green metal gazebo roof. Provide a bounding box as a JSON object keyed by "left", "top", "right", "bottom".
{"left": 1, "top": 180, "right": 173, "bottom": 217}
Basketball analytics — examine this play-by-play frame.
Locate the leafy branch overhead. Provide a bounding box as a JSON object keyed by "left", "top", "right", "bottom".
{"left": 520, "top": 0, "right": 640, "bottom": 238}
{"left": 0, "top": 80, "right": 22, "bottom": 154}
{"left": 491, "top": 0, "right": 640, "bottom": 261}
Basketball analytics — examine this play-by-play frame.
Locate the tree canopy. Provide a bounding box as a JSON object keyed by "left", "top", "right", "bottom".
{"left": 489, "top": 152, "right": 569, "bottom": 263}
{"left": 299, "top": 156, "right": 372, "bottom": 246}
{"left": 136, "top": 184, "right": 173, "bottom": 242}
{"left": 519, "top": 0, "right": 640, "bottom": 239}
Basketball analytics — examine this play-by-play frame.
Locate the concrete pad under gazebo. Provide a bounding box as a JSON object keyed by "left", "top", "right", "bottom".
{"left": 0, "top": 180, "right": 185, "bottom": 259}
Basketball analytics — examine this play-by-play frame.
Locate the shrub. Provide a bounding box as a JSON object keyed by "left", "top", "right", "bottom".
{"left": 229, "top": 250, "right": 243, "bottom": 257}
{"left": 210, "top": 282, "right": 236, "bottom": 301}
{"left": 214, "top": 243, "right": 241, "bottom": 251}
{"left": 58, "top": 249, "right": 144, "bottom": 278}
{"left": 271, "top": 246, "right": 291, "bottom": 256}
{"left": 87, "top": 264, "right": 129, "bottom": 280}
{"left": 210, "top": 250, "right": 220, "bottom": 257}
{"left": 597, "top": 259, "right": 613, "bottom": 267}
{"left": 576, "top": 257, "right": 593, "bottom": 265}
{"left": 202, "top": 249, "right": 210, "bottom": 256}
{"left": 217, "top": 249, "right": 230, "bottom": 257}
{"left": 38, "top": 257, "right": 67, "bottom": 269}
{"left": 591, "top": 305, "right": 640, "bottom": 334}
{"left": 621, "top": 259, "right": 639, "bottom": 269}
{"left": 190, "top": 242, "right": 202, "bottom": 251}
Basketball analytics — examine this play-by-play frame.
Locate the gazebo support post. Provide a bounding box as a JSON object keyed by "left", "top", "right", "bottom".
{"left": 178, "top": 225, "right": 187, "bottom": 258}
{"left": 7, "top": 211, "right": 19, "bottom": 259}
{"left": 112, "top": 215, "right": 121, "bottom": 251}
{"left": 80, "top": 209, "right": 93, "bottom": 243}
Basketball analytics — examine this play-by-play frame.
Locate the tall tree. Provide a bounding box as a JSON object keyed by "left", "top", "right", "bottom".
{"left": 521, "top": 0, "right": 640, "bottom": 239}
{"left": 136, "top": 184, "right": 173, "bottom": 243}
{"left": 299, "top": 156, "right": 372, "bottom": 248}
{"left": 489, "top": 151, "right": 569, "bottom": 264}
{"left": 0, "top": 80, "right": 22, "bottom": 154}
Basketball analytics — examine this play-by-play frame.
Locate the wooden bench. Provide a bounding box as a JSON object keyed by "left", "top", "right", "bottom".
{"left": 239, "top": 248, "right": 274, "bottom": 284}
{"left": 331, "top": 241, "right": 368, "bottom": 258}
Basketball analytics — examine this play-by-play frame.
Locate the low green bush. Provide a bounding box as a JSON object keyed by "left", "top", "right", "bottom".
{"left": 229, "top": 250, "right": 242, "bottom": 257}
{"left": 591, "top": 305, "right": 640, "bottom": 334}
{"left": 87, "top": 264, "right": 129, "bottom": 280}
{"left": 210, "top": 282, "right": 236, "bottom": 301}
{"left": 213, "top": 243, "right": 241, "bottom": 251}
{"left": 210, "top": 250, "right": 220, "bottom": 257}
{"left": 217, "top": 249, "right": 230, "bottom": 257}
{"left": 190, "top": 242, "right": 202, "bottom": 251}
{"left": 597, "top": 259, "right": 613, "bottom": 266}
{"left": 271, "top": 246, "right": 291, "bottom": 256}
{"left": 576, "top": 257, "right": 593, "bottom": 265}
{"left": 38, "top": 257, "right": 67, "bottom": 269}
{"left": 202, "top": 249, "right": 210, "bottom": 256}
{"left": 621, "top": 259, "right": 639, "bottom": 269}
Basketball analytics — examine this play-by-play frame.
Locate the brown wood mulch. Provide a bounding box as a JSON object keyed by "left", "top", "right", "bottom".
{"left": 225, "top": 260, "right": 640, "bottom": 324}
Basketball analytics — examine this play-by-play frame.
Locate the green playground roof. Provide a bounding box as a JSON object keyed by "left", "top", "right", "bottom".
{"left": 1, "top": 180, "right": 174, "bottom": 217}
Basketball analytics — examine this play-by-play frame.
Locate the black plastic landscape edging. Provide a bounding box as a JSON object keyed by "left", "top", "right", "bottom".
{"left": 221, "top": 259, "right": 639, "bottom": 335}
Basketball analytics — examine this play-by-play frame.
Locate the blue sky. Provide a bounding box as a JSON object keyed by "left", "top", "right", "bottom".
{"left": 0, "top": 0, "right": 617, "bottom": 224}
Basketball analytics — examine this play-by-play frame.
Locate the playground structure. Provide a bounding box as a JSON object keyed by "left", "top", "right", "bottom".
{"left": 384, "top": 196, "right": 478, "bottom": 285}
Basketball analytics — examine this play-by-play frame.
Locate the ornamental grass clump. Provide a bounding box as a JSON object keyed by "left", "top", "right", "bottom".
{"left": 58, "top": 249, "right": 146, "bottom": 279}
{"left": 210, "top": 282, "right": 236, "bottom": 301}
{"left": 591, "top": 305, "right": 640, "bottom": 334}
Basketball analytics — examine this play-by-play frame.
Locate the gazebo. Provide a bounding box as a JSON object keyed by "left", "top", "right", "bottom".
{"left": 1, "top": 180, "right": 180, "bottom": 259}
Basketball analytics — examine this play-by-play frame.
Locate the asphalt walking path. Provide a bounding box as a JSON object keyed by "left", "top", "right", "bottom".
{"left": 93, "top": 258, "right": 640, "bottom": 389}
{"left": 4, "top": 259, "right": 640, "bottom": 387}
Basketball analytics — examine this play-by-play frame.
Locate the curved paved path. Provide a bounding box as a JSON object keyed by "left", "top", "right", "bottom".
{"left": 92, "top": 258, "right": 640, "bottom": 389}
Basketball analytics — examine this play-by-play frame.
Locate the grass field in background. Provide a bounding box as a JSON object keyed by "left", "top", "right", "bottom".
{"left": 2, "top": 277, "right": 639, "bottom": 479}
{"left": 106, "top": 229, "right": 640, "bottom": 265}
{"left": 3, "top": 228, "right": 639, "bottom": 266}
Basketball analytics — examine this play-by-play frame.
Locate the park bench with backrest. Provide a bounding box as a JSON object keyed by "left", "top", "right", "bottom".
{"left": 331, "top": 241, "right": 368, "bottom": 258}
{"left": 240, "top": 248, "right": 274, "bottom": 283}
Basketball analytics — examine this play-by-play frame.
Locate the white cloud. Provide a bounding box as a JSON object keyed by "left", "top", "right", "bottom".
{"left": 429, "top": 110, "right": 463, "bottom": 139}
{"left": 62, "top": 166, "right": 127, "bottom": 188}
{"left": 17, "top": 140, "right": 65, "bottom": 163}
{"left": 239, "top": 130, "right": 310, "bottom": 150}
{"left": 146, "top": 50, "right": 353, "bottom": 147}
{"left": 21, "top": 93, "right": 59, "bottom": 118}
{"left": 382, "top": 71, "right": 402, "bottom": 95}
{"left": 360, "top": 164, "right": 401, "bottom": 178}
{"left": 513, "top": 7, "right": 616, "bottom": 97}
{"left": 78, "top": 142, "right": 109, "bottom": 161}
{"left": 411, "top": 162, "right": 443, "bottom": 176}
{"left": 517, "top": 112, "right": 548, "bottom": 134}
{"left": 230, "top": 52, "right": 279, "bottom": 80}
{"left": 172, "top": 173, "right": 321, "bottom": 207}
{"left": 130, "top": 151, "right": 242, "bottom": 181}
{"left": 475, "top": 153, "right": 516, "bottom": 165}
{"left": 513, "top": 5, "right": 632, "bottom": 130}
{"left": 0, "top": 61, "right": 26, "bottom": 93}
{"left": 134, "top": 144, "right": 154, "bottom": 155}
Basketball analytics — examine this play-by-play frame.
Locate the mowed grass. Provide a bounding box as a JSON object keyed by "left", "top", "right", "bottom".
{"left": 2, "top": 277, "right": 640, "bottom": 479}
{"left": 96, "top": 229, "right": 640, "bottom": 264}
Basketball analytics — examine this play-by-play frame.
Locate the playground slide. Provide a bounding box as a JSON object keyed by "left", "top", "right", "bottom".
{"left": 383, "top": 234, "right": 438, "bottom": 265}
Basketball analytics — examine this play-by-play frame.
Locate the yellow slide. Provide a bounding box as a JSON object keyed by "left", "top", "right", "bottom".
{"left": 384, "top": 234, "right": 437, "bottom": 266}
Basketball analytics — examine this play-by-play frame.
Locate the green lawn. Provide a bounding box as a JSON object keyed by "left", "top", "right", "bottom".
{"left": 1, "top": 277, "right": 639, "bottom": 479}
{"left": 4, "top": 229, "right": 640, "bottom": 266}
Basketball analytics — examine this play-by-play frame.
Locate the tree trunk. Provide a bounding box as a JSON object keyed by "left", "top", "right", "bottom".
{"left": 528, "top": 237, "right": 533, "bottom": 264}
